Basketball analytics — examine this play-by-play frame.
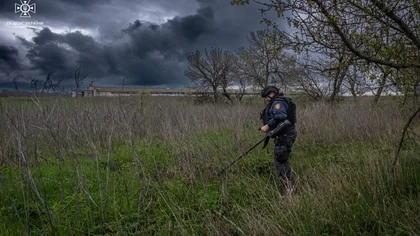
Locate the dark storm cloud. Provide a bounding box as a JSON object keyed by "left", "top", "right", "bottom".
{"left": 197, "top": 5, "right": 214, "bottom": 18}
{"left": 120, "top": 5, "right": 215, "bottom": 60}
{"left": 0, "top": 0, "right": 287, "bottom": 89}
{"left": 19, "top": 28, "right": 107, "bottom": 79}
{"left": 0, "top": 44, "right": 21, "bottom": 75}
{"left": 26, "top": 42, "right": 76, "bottom": 75}
{"left": 0, "top": 0, "right": 107, "bottom": 11}
{"left": 123, "top": 20, "right": 143, "bottom": 33}
{"left": 15, "top": 36, "right": 33, "bottom": 48}
{"left": 32, "top": 27, "right": 63, "bottom": 45}
{"left": 15, "top": 22, "right": 191, "bottom": 86}
{"left": 167, "top": 6, "right": 214, "bottom": 41}
{"left": 59, "top": 0, "right": 112, "bottom": 6}
{"left": 65, "top": 31, "right": 101, "bottom": 53}
{"left": 0, "top": 0, "right": 199, "bottom": 31}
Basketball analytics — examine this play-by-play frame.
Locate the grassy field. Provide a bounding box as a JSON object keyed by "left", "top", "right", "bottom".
{"left": 0, "top": 96, "right": 419, "bottom": 235}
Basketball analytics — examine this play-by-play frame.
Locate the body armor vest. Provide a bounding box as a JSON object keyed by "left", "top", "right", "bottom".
{"left": 260, "top": 95, "right": 296, "bottom": 125}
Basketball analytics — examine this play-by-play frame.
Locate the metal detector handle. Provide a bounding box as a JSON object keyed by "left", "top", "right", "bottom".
{"left": 262, "top": 120, "right": 291, "bottom": 149}
{"left": 268, "top": 120, "right": 291, "bottom": 138}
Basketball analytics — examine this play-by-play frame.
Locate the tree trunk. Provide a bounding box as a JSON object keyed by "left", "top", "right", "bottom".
{"left": 212, "top": 84, "right": 218, "bottom": 103}
{"left": 392, "top": 106, "right": 420, "bottom": 173}
{"left": 373, "top": 74, "right": 387, "bottom": 104}
{"left": 329, "top": 68, "right": 347, "bottom": 102}
{"left": 329, "top": 55, "right": 351, "bottom": 102}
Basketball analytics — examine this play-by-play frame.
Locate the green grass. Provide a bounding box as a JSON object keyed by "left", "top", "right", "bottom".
{"left": 0, "top": 97, "right": 419, "bottom": 235}
{"left": 1, "top": 128, "right": 419, "bottom": 235}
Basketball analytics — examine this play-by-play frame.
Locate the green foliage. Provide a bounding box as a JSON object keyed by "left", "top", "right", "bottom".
{"left": 2, "top": 138, "right": 418, "bottom": 235}
{"left": 0, "top": 98, "right": 419, "bottom": 235}
{"left": 230, "top": 0, "right": 249, "bottom": 6}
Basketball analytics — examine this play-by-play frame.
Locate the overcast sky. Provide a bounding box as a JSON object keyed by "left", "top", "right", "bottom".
{"left": 0, "top": 0, "right": 285, "bottom": 90}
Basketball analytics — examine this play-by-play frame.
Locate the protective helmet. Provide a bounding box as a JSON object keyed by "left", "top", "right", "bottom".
{"left": 260, "top": 86, "right": 279, "bottom": 97}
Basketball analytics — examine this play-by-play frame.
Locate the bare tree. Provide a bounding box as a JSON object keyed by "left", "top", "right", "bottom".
{"left": 233, "top": 0, "right": 420, "bottom": 166}
{"left": 30, "top": 78, "right": 38, "bottom": 93}
{"left": 122, "top": 77, "right": 127, "bottom": 89}
{"left": 89, "top": 76, "right": 95, "bottom": 88}
{"left": 43, "top": 71, "right": 53, "bottom": 92}
{"left": 185, "top": 47, "right": 234, "bottom": 103}
{"left": 231, "top": 55, "right": 250, "bottom": 101}
{"left": 74, "top": 66, "right": 88, "bottom": 91}
{"left": 236, "top": 28, "right": 287, "bottom": 89}
{"left": 13, "top": 77, "right": 20, "bottom": 91}
{"left": 343, "top": 64, "right": 371, "bottom": 101}
{"left": 43, "top": 72, "right": 63, "bottom": 93}
{"left": 372, "top": 66, "right": 393, "bottom": 104}
{"left": 295, "top": 59, "right": 329, "bottom": 100}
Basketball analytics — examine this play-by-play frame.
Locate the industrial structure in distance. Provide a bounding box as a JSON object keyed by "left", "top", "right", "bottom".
{"left": 72, "top": 86, "right": 261, "bottom": 98}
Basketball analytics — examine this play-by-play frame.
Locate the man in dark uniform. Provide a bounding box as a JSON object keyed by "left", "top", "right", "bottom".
{"left": 260, "top": 86, "right": 297, "bottom": 195}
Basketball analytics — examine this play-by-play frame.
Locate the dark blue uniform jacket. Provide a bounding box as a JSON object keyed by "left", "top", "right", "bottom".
{"left": 265, "top": 98, "right": 295, "bottom": 130}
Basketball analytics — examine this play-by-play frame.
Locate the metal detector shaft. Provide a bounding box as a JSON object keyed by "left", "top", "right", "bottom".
{"left": 217, "top": 135, "right": 269, "bottom": 176}
{"left": 217, "top": 120, "right": 291, "bottom": 176}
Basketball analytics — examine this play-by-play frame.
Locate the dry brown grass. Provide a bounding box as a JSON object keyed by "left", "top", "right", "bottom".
{"left": 0, "top": 96, "right": 418, "bottom": 235}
